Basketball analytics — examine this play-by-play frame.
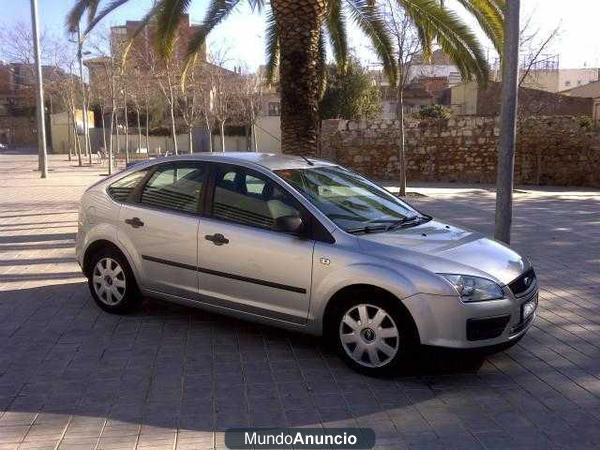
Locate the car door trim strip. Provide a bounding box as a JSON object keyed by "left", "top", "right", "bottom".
{"left": 142, "top": 255, "right": 307, "bottom": 294}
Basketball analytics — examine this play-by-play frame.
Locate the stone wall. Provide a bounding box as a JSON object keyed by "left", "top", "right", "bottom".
{"left": 320, "top": 116, "right": 600, "bottom": 187}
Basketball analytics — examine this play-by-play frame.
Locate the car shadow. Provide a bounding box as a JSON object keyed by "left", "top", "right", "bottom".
{"left": 0, "top": 282, "right": 497, "bottom": 435}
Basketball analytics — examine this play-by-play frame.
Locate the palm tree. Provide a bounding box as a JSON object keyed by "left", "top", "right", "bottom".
{"left": 68, "top": 0, "right": 504, "bottom": 156}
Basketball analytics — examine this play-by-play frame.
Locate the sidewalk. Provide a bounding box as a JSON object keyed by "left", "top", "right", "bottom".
{"left": 0, "top": 153, "right": 599, "bottom": 449}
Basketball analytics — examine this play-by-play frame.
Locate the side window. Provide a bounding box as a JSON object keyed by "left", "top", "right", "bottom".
{"left": 140, "top": 164, "right": 206, "bottom": 214}
{"left": 213, "top": 167, "right": 301, "bottom": 230}
{"left": 107, "top": 169, "right": 148, "bottom": 202}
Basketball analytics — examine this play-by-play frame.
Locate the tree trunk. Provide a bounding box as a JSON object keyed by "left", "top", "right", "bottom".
{"left": 397, "top": 88, "right": 407, "bottom": 197}
{"left": 136, "top": 109, "right": 142, "bottom": 156}
{"left": 169, "top": 102, "right": 178, "bottom": 155}
{"left": 205, "top": 115, "right": 213, "bottom": 152}
{"left": 115, "top": 110, "right": 120, "bottom": 160}
{"left": 220, "top": 121, "right": 226, "bottom": 152}
{"left": 124, "top": 94, "right": 130, "bottom": 163}
{"left": 71, "top": 108, "right": 82, "bottom": 167}
{"left": 100, "top": 107, "right": 108, "bottom": 153}
{"left": 67, "top": 110, "right": 73, "bottom": 161}
{"left": 145, "top": 105, "right": 150, "bottom": 155}
{"left": 494, "top": 0, "right": 520, "bottom": 245}
{"left": 189, "top": 128, "right": 193, "bottom": 154}
{"left": 245, "top": 125, "right": 250, "bottom": 151}
{"left": 271, "top": 0, "right": 327, "bottom": 156}
{"left": 252, "top": 122, "right": 258, "bottom": 152}
{"left": 108, "top": 110, "right": 115, "bottom": 175}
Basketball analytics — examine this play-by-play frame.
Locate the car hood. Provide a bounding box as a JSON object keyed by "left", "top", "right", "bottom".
{"left": 357, "top": 220, "right": 529, "bottom": 286}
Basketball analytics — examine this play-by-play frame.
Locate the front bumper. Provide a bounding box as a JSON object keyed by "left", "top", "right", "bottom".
{"left": 402, "top": 282, "right": 538, "bottom": 349}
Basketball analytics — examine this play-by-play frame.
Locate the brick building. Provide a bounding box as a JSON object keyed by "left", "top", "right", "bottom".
{"left": 0, "top": 62, "right": 74, "bottom": 146}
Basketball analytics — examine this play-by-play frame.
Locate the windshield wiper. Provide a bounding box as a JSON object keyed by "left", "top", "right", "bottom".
{"left": 346, "top": 225, "right": 389, "bottom": 235}
{"left": 385, "top": 215, "right": 431, "bottom": 232}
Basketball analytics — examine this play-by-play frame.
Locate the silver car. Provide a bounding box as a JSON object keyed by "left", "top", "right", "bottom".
{"left": 76, "top": 153, "right": 537, "bottom": 374}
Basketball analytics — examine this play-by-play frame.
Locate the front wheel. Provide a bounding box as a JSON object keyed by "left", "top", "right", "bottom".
{"left": 88, "top": 248, "right": 139, "bottom": 313}
{"left": 332, "top": 297, "right": 417, "bottom": 375}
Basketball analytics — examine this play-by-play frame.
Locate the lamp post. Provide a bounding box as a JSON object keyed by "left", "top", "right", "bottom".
{"left": 30, "top": 0, "right": 48, "bottom": 178}
{"left": 494, "top": 0, "right": 521, "bottom": 244}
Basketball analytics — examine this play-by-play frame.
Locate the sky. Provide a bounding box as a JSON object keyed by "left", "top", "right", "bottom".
{"left": 3, "top": 0, "right": 600, "bottom": 70}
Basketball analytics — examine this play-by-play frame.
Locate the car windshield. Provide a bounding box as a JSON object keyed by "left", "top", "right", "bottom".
{"left": 275, "top": 165, "right": 424, "bottom": 233}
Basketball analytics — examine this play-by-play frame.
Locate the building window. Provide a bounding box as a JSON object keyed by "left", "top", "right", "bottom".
{"left": 267, "top": 102, "right": 280, "bottom": 116}
{"left": 565, "top": 81, "right": 571, "bottom": 87}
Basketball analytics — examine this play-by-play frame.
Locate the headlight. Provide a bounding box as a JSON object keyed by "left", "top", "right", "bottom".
{"left": 440, "top": 274, "right": 504, "bottom": 302}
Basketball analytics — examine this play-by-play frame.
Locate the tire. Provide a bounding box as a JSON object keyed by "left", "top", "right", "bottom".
{"left": 330, "top": 292, "right": 418, "bottom": 376}
{"left": 87, "top": 247, "right": 140, "bottom": 314}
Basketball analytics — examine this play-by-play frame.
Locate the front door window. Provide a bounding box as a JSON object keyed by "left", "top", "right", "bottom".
{"left": 212, "top": 167, "right": 301, "bottom": 230}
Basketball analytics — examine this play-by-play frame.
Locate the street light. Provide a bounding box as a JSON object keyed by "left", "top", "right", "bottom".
{"left": 30, "top": 0, "right": 48, "bottom": 178}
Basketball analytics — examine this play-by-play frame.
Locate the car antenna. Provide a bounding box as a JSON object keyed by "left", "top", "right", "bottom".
{"left": 300, "top": 155, "right": 315, "bottom": 166}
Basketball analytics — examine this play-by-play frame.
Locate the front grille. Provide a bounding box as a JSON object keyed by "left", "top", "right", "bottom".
{"left": 508, "top": 268, "right": 536, "bottom": 297}
{"left": 466, "top": 315, "right": 511, "bottom": 341}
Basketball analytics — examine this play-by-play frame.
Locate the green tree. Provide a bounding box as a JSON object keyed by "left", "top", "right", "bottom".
{"left": 320, "top": 58, "right": 381, "bottom": 120}
{"left": 68, "top": 0, "right": 504, "bottom": 156}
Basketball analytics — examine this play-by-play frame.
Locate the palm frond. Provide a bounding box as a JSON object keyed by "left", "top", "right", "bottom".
{"left": 84, "top": 0, "right": 133, "bottom": 35}
{"left": 185, "top": 0, "right": 241, "bottom": 60}
{"left": 264, "top": 11, "right": 279, "bottom": 85}
{"left": 248, "top": 0, "right": 265, "bottom": 13}
{"left": 86, "top": 0, "right": 101, "bottom": 28}
{"left": 154, "top": 0, "right": 193, "bottom": 58}
{"left": 345, "top": 0, "right": 397, "bottom": 86}
{"left": 415, "top": 23, "right": 433, "bottom": 61}
{"left": 118, "top": 3, "right": 163, "bottom": 66}
{"left": 400, "top": 0, "right": 489, "bottom": 82}
{"left": 66, "top": 0, "right": 91, "bottom": 33}
{"left": 455, "top": 0, "right": 504, "bottom": 54}
{"left": 326, "top": 0, "right": 348, "bottom": 71}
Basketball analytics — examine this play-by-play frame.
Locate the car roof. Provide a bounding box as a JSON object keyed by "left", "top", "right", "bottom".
{"left": 140, "top": 152, "right": 337, "bottom": 171}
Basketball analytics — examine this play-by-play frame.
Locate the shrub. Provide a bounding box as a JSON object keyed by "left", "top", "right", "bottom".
{"left": 414, "top": 104, "right": 453, "bottom": 120}
{"left": 577, "top": 115, "right": 594, "bottom": 131}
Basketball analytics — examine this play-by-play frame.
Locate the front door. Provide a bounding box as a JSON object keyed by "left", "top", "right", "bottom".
{"left": 196, "top": 165, "right": 315, "bottom": 325}
{"left": 117, "top": 161, "right": 207, "bottom": 299}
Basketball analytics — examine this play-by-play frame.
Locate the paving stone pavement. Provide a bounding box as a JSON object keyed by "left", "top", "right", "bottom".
{"left": 0, "top": 152, "right": 599, "bottom": 449}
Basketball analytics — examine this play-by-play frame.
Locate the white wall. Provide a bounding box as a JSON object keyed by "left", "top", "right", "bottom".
{"left": 254, "top": 116, "right": 281, "bottom": 153}
{"left": 558, "top": 69, "right": 600, "bottom": 92}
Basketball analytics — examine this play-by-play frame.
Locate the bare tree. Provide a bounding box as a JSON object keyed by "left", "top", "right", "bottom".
{"left": 382, "top": 1, "right": 421, "bottom": 196}
{"left": 54, "top": 60, "right": 84, "bottom": 167}
{"left": 179, "top": 58, "right": 212, "bottom": 153}
{"left": 519, "top": 23, "right": 561, "bottom": 88}
{"left": 154, "top": 56, "right": 181, "bottom": 154}
{"left": 210, "top": 67, "right": 235, "bottom": 153}
{"left": 236, "top": 71, "right": 263, "bottom": 152}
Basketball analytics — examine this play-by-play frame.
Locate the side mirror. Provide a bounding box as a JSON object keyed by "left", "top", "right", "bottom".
{"left": 272, "top": 215, "right": 304, "bottom": 234}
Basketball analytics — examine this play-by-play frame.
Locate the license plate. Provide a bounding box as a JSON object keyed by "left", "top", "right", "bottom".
{"left": 522, "top": 293, "right": 538, "bottom": 321}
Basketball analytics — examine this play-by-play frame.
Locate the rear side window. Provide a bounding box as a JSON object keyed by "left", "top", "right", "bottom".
{"left": 140, "top": 164, "right": 206, "bottom": 214}
{"left": 107, "top": 169, "right": 148, "bottom": 202}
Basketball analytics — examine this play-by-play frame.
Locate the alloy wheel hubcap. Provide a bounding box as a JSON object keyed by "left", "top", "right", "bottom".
{"left": 93, "top": 257, "right": 126, "bottom": 305}
{"left": 339, "top": 304, "right": 399, "bottom": 368}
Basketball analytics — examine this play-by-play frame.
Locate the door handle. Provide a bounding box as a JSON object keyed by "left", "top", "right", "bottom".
{"left": 205, "top": 233, "right": 229, "bottom": 246}
{"left": 125, "top": 217, "right": 144, "bottom": 228}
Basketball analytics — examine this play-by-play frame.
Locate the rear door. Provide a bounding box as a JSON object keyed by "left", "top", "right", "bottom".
{"left": 196, "top": 164, "right": 315, "bottom": 325}
{"left": 117, "top": 161, "right": 207, "bottom": 299}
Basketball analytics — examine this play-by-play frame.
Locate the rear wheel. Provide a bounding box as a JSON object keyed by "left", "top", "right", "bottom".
{"left": 88, "top": 248, "right": 139, "bottom": 313}
{"left": 330, "top": 294, "right": 417, "bottom": 375}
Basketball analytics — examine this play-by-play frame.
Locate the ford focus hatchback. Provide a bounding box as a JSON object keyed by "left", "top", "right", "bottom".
{"left": 76, "top": 153, "right": 537, "bottom": 374}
